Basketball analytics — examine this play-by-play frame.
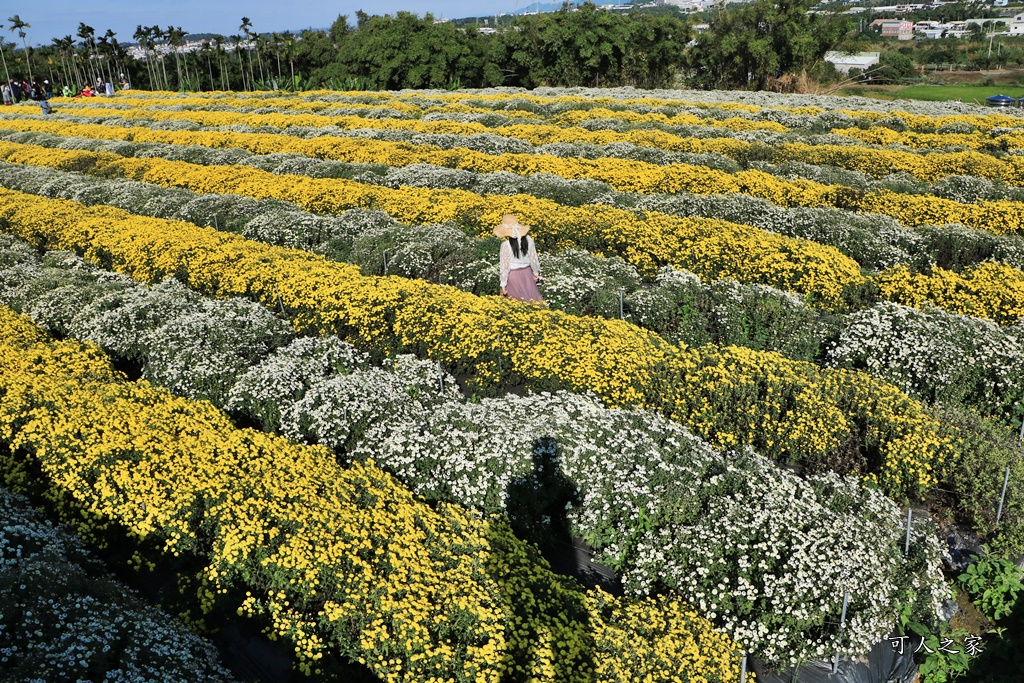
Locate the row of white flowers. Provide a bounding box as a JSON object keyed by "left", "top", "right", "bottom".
{"left": 15, "top": 105, "right": 1019, "bottom": 199}
{"left": 5, "top": 128, "right": 1024, "bottom": 277}
{"left": 4, "top": 160, "right": 1021, "bottom": 425}
{"left": 0, "top": 234, "right": 949, "bottom": 666}
{"left": 0, "top": 487, "right": 237, "bottom": 682}
{"left": 827, "top": 302, "right": 1024, "bottom": 423}
{"left": 0, "top": 160, "right": 829, "bottom": 361}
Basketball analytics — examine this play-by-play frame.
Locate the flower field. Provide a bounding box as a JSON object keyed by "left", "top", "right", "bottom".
{"left": 0, "top": 486, "right": 239, "bottom": 681}
{"left": 1, "top": 87, "right": 1023, "bottom": 681}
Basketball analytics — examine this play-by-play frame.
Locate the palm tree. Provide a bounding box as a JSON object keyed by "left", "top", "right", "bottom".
{"left": 76, "top": 23, "right": 97, "bottom": 88}
{"left": 58, "top": 35, "right": 82, "bottom": 90}
{"left": 239, "top": 17, "right": 256, "bottom": 87}
{"left": 50, "top": 37, "right": 68, "bottom": 87}
{"left": 0, "top": 29, "right": 12, "bottom": 90}
{"left": 282, "top": 31, "right": 296, "bottom": 87}
{"left": 230, "top": 34, "right": 247, "bottom": 90}
{"left": 96, "top": 33, "right": 112, "bottom": 87}
{"left": 133, "top": 25, "right": 156, "bottom": 90}
{"left": 270, "top": 32, "right": 283, "bottom": 80}
{"left": 166, "top": 25, "right": 184, "bottom": 89}
{"left": 212, "top": 35, "right": 229, "bottom": 90}
{"left": 151, "top": 25, "right": 169, "bottom": 90}
{"left": 197, "top": 40, "right": 211, "bottom": 91}
{"left": 7, "top": 14, "right": 32, "bottom": 82}
{"left": 253, "top": 33, "right": 267, "bottom": 85}
{"left": 177, "top": 28, "right": 192, "bottom": 87}
{"left": 97, "top": 29, "right": 117, "bottom": 87}
{"left": 105, "top": 30, "right": 127, "bottom": 88}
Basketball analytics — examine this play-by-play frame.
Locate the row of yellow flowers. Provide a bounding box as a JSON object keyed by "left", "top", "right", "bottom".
{"left": 302, "top": 90, "right": 1024, "bottom": 131}
{"left": 57, "top": 88, "right": 1024, "bottom": 133}
{"left": 774, "top": 141, "right": 1024, "bottom": 183}
{"left": 878, "top": 262, "right": 1024, "bottom": 323}
{"left": 8, "top": 133, "right": 1024, "bottom": 325}
{"left": 833, "top": 126, "right": 1024, "bottom": 152}
{"left": 26, "top": 100, "right": 787, "bottom": 150}
{"left": 6, "top": 135, "right": 1023, "bottom": 325}
{"left": 43, "top": 99, "right": 1024, "bottom": 178}
{"left": 0, "top": 139, "right": 868, "bottom": 307}
{"left": 10, "top": 108, "right": 1024, "bottom": 236}
{"left": 0, "top": 110, "right": 775, "bottom": 181}
{"left": 51, "top": 92, "right": 791, "bottom": 133}
{"left": 0, "top": 187, "right": 959, "bottom": 498}
{"left": 0, "top": 305, "right": 744, "bottom": 683}
{"left": 301, "top": 90, "right": 1024, "bottom": 132}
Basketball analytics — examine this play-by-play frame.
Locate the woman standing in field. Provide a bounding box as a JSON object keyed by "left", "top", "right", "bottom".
{"left": 496, "top": 214, "right": 543, "bottom": 304}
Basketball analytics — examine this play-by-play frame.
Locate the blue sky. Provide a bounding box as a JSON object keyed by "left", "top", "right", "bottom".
{"left": 2, "top": 1, "right": 526, "bottom": 46}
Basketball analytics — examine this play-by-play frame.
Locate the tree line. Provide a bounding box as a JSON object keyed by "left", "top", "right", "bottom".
{"left": 2, "top": 1, "right": 854, "bottom": 94}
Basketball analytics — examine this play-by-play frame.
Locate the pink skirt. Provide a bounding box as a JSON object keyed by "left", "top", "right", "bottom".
{"left": 505, "top": 267, "right": 543, "bottom": 303}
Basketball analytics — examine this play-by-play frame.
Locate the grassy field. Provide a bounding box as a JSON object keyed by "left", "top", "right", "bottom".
{"left": 838, "top": 82, "right": 1024, "bottom": 104}
{"left": 897, "top": 84, "right": 1024, "bottom": 103}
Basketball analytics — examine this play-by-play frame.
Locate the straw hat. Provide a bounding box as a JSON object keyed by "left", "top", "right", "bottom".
{"left": 493, "top": 214, "right": 530, "bottom": 238}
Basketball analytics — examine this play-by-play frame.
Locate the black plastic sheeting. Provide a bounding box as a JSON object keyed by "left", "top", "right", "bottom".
{"left": 749, "top": 638, "right": 917, "bottom": 683}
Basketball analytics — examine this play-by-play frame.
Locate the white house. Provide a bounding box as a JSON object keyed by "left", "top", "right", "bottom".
{"left": 915, "top": 20, "right": 950, "bottom": 38}
{"left": 825, "top": 51, "right": 881, "bottom": 74}
{"left": 1009, "top": 13, "right": 1024, "bottom": 35}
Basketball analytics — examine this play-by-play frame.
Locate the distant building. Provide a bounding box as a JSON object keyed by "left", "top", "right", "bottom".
{"left": 825, "top": 51, "right": 881, "bottom": 74}
{"left": 943, "top": 20, "right": 973, "bottom": 37}
{"left": 1009, "top": 13, "right": 1024, "bottom": 34}
{"left": 962, "top": 17, "right": 1009, "bottom": 29}
{"left": 870, "top": 18, "right": 915, "bottom": 39}
{"left": 663, "top": 0, "right": 714, "bottom": 8}
{"left": 872, "top": 4, "right": 927, "bottom": 11}
{"left": 914, "top": 20, "right": 946, "bottom": 38}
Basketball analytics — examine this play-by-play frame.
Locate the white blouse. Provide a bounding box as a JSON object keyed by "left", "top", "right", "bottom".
{"left": 499, "top": 237, "right": 540, "bottom": 287}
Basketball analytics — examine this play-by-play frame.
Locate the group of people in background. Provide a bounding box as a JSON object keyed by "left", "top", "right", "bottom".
{"left": 2, "top": 76, "right": 123, "bottom": 109}
{"left": 2, "top": 78, "right": 51, "bottom": 105}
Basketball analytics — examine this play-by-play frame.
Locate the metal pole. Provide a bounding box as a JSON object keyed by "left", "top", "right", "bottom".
{"left": 904, "top": 508, "right": 912, "bottom": 556}
{"left": 618, "top": 288, "right": 624, "bottom": 319}
{"left": 213, "top": 214, "right": 218, "bottom": 230}
{"left": 273, "top": 285, "right": 286, "bottom": 316}
{"left": 382, "top": 249, "right": 388, "bottom": 276}
{"left": 831, "top": 589, "right": 850, "bottom": 674}
{"left": 739, "top": 651, "right": 747, "bottom": 683}
{"left": 997, "top": 465, "right": 1011, "bottom": 524}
